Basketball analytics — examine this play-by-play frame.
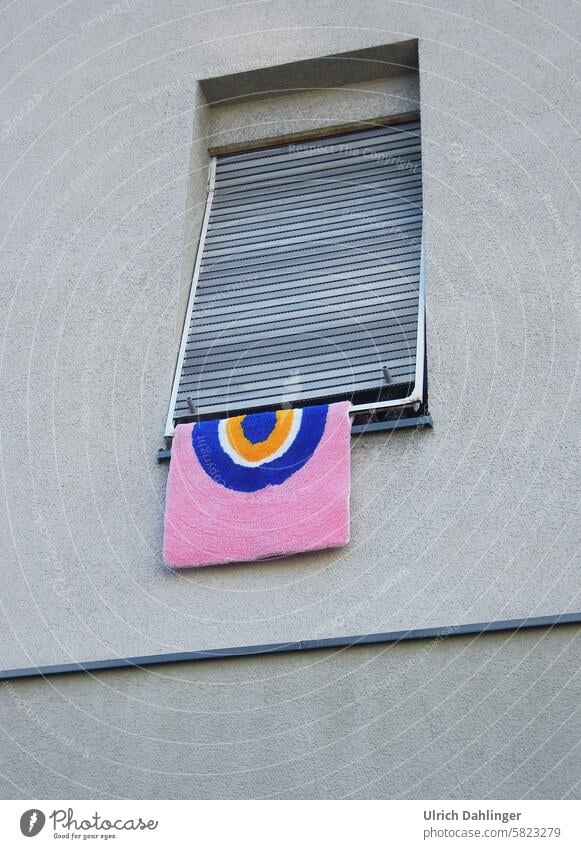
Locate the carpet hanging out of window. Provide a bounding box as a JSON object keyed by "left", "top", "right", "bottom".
{"left": 163, "top": 401, "right": 351, "bottom": 568}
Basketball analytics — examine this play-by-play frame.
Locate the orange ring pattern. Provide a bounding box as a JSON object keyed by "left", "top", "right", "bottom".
{"left": 225, "top": 409, "right": 295, "bottom": 463}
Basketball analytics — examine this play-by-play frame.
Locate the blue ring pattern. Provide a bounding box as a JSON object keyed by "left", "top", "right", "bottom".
{"left": 192, "top": 405, "right": 328, "bottom": 492}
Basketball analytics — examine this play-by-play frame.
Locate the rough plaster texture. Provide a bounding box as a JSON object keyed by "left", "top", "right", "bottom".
{"left": 0, "top": 626, "right": 579, "bottom": 799}
{"left": 0, "top": 0, "right": 580, "bottom": 799}
{"left": 1, "top": 1, "right": 579, "bottom": 672}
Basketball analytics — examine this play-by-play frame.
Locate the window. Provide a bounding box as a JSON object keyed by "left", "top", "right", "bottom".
{"left": 165, "top": 118, "right": 425, "bottom": 437}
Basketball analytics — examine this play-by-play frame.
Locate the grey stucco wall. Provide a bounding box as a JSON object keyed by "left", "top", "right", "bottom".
{"left": 0, "top": 0, "right": 579, "bottom": 670}
{"left": 0, "top": 0, "right": 580, "bottom": 799}
{"left": 0, "top": 625, "right": 579, "bottom": 799}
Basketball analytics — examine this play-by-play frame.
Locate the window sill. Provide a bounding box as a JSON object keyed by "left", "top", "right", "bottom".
{"left": 156, "top": 414, "right": 432, "bottom": 463}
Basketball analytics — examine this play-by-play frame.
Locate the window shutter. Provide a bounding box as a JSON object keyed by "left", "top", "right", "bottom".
{"left": 166, "top": 119, "right": 425, "bottom": 433}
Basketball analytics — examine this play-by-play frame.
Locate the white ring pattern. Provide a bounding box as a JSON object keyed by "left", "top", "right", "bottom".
{"left": 217, "top": 410, "right": 303, "bottom": 468}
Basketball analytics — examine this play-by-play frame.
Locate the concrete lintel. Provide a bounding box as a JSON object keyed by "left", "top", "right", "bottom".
{"left": 199, "top": 40, "right": 419, "bottom": 107}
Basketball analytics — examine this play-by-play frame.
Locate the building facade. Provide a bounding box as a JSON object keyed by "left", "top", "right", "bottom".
{"left": 0, "top": 0, "right": 579, "bottom": 798}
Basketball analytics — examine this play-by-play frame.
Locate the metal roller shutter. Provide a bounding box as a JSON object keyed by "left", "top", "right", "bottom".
{"left": 165, "top": 119, "right": 425, "bottom": 434}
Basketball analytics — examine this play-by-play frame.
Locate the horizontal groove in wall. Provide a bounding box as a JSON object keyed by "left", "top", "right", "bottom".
{"left": 2, "top": 611, "right": 579, "bottom": 681}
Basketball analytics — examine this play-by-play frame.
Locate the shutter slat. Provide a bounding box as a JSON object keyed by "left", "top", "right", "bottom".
{"left": 208, "top": 186, "right": 422, "bottom": 235}
{"left": 187, "top": 303, "right": 420, "bottom": 346}
{"left": 213, "top": 155, "right": 421, "bottom": 196}
{"left": 204, "top": 198, "right": 423, "bottom": 244}
{"left": 177, "top": 369, "right": 414, "bottom": 406}
{"left": 200, "top": 228, "right": 422, "bottom": 274}
{"left": 198, "top": 246, "right": 421, "bottom": 291}
{"left": 218, "top": 124, "right": 421, "bottom": 169}
{"left": 194, "top": 273, "right": 420, "bottom": 320}
{"left": 182, "top": 322, "right": 418, "bottom": 367}
{"left": 214, "top": 141, "right": 421, "bottom": 185}
{"left": 209, "top": 173, "right": 422, "bottom": 217}
{"left": 188, "top": 294, "right": 420, "bottom": 337}
{"left": 178, "top": 359, "right": 415, "bottom": 398}
{"left": 198, "top": 258, "right": 421, "bottom": 298}
{"left": 182, "top": 352, "right": 415, "bottom": 387}
{"left": 203, "top": 213, "right": 423, "bottom": 257}
{"left": 182, "top": 338, "right": 417, "bottom": 380}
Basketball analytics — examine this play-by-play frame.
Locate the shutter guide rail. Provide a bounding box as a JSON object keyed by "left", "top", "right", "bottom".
{"left": 164, "top": 157, "right": 217, "bottom": 438}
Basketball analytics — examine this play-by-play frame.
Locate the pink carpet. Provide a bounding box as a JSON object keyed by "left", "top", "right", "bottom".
{"left": 163, "top": 402, "right": 351, "bottom": 568}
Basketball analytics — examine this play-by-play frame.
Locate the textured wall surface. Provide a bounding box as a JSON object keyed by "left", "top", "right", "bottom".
{"left": 0, "top": 626, "right": 579, "bottom": 799}
{"left": 0, "top": 0, "right": 579, "bottom": 670}
{"left": 0, "top": 0, "right": 580, "bottom": 800}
